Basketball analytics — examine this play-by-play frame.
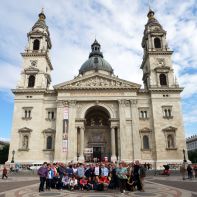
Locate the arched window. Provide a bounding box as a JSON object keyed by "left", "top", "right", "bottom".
{"left": 167, "top": 135, "right": 174, "bottom": 148}
{"left": 28, "top": 75, "right": 35, "bottom": 87}
{"left": 46, "top": 136, "right": 52, "bottom": 149}
{"left": 154, "top": 37, "right": 161, "bottom": 48}
{"left": 33, "top": 39, "right": 40, "bottom": 50}
{"left": 160, "top": 74, "right": 167, "bottom": 86}
{"left": 143, "top": 135, "right": 149, "bottom": 149}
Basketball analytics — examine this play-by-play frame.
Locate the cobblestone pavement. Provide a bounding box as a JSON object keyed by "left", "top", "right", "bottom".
{"left": 0, "top": 176, "right": 197, "bottom": 197}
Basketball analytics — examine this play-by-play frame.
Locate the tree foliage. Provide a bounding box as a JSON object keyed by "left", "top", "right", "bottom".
{"left": 188, "top": 150, "right": 197, "bottom": 163}
{"left": 0, "top": 144, "right": 9, "bottom": 164}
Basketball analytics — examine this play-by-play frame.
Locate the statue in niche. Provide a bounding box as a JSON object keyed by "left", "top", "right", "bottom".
{"left": 22, "top": 135, "right": 29, "bottom": 149}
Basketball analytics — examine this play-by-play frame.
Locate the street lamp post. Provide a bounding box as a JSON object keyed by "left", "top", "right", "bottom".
{"left": 183, "top": 149, "right": 187, "bottom": 162}
{"left": 11, "top": 150, "right": 15, "bottom": 163}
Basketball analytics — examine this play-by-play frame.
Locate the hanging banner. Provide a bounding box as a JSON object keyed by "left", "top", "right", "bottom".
{"left": 64, "top": 106, "right": 69, "bottom": 120}
{"left": 62, "top": 140, "right": 68, "bottom": 152}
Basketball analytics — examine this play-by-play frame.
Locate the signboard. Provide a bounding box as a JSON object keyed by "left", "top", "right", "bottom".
{"left": 84, "top": 148, "right": 93, "bottom": 154}
{"left": 62, "top": 140, "right": 68, "bottom": 152}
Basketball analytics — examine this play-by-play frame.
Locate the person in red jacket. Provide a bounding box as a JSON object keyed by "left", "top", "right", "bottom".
{"left": 99, "top": 176, "right": 110, "bottom": 190}
{"left": 2, "top": 166, "right": 8, "bottom": 179}
{"left": 79, "top": 176, "right": 88, "bottom": 190}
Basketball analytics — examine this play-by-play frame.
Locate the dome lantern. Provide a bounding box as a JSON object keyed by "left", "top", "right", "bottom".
{"left": 79, "top": 40, "right": 113, "bottom": 75}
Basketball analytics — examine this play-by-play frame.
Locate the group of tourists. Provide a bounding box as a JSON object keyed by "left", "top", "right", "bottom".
{"left": 37, "top": 160, "right": 146, "bottom": 194}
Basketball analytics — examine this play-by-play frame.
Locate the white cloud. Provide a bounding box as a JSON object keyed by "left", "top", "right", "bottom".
{"left": 0, "top": 63, "right": 21, "bottom": 90}
{"left": 0, "top": 137, "right": 10, "bottom": 142}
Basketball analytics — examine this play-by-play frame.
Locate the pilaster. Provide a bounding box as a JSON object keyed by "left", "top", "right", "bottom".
{"left": 67, "top": 100, "right": 77, "bottom": 161}
{"left": 78, "top": 126, "right": 85, "bottom": 162}
{"left": 54, "top": 101, "right": 65, "bottom": 162}
{"left": 130, "top": 99, "right": 141, "bottom": 161}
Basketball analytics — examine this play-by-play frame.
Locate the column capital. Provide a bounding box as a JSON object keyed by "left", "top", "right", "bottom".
{"left": 57, "top": 100, "right": 69, "bottom": 108}
{"left": 130, "top": 99, "right": 138, "bottom": 105}
{"left": 118, "top": 99, "right": 130, "bottom": 106}
{"left": 80, "top": 126, "right": 85, "bottom": 130}
{"left": 118, "top": 99, "right": 126, "bottom": 105}
{"left": 68, "top": 100, "right": 77, "bottom": 107}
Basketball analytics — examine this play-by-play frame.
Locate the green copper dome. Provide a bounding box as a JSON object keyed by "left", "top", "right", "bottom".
{"left": 79, "top": 40, "right": 113, "bottom": 74}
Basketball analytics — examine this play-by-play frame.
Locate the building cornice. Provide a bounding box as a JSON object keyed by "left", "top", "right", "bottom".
{"left": 148, "top": 87, "right": 183, "bottom": 93}
{"left": 57, "top": 86, "right": 139, "bottom": 90}
{"left": 12, "top": 88, "right": 56, "bottom": 95}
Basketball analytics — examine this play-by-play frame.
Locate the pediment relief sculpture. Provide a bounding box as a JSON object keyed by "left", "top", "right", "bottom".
{"left": 54, "top": 74, "right": 141, "bottom": 90}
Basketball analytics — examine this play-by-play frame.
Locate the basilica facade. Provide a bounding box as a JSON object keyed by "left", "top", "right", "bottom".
{"left": 8, "top": 9, "right": 187, "bottom": 168}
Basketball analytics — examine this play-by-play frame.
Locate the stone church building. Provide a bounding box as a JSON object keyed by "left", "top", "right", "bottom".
{"left": 8, "top": 9, "right": 187, "bottom": 168}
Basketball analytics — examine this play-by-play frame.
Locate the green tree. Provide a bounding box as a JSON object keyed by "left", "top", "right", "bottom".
{"left": 0, "top": 144, "right": 9, "bottom": 164}
{"left": 188, "top": 150, "right": 197, "bottom": 163}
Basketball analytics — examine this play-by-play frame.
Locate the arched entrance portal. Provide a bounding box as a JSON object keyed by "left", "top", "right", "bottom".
{"left": 84, "top": 106, "right": 111, "bottom": 162}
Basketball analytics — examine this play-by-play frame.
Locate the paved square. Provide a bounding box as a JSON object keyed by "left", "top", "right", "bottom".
{"left": 0, "top": 175, "right": 197, "bottom": 197}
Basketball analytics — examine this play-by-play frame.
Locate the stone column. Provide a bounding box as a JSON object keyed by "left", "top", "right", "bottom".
{"left": 118, "top": 100, "right": 127, "bottom": 161}
{"left": 111, "top": 127, "right": 116, "bottom": 162}
{"left": 78, "top": 127, "right": 85, "bottom": 162}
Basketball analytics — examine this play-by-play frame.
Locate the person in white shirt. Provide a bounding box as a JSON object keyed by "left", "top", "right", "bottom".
{"left": 69, "top": 176, "right": 78, "bottom": 190}
{"left": 94, "top": 163, "right": 100, "bottom": 176}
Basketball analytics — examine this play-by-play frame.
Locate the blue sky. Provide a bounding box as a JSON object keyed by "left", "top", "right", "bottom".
{"left": 0, "top": 0, "right": 197, "bottom": 141}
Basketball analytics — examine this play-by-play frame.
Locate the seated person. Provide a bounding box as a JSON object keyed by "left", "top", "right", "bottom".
{"left": 62, "top": 173, "right": 70, "bottom": 189}
{"left": 69, "top": 176, "right": 78, "bottom": 190}
{"left": 99, "top": 176, "right": 110, "bottom": 190}
{"left": 94, "top": 176, "right": 104, "bottom": 191}
{"left": 79, "top": 176, "right": 88, "bottom": 190}
{"left": 87, "top": 177, "right": 95, "bottom": 190}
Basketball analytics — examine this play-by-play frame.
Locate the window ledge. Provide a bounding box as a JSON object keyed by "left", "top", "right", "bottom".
{"left": 163, "top": 116, "right": 173, "bottom": 119}
{"left": 166, "top": 147, "right": 177, "bottom": 150}
{"left": 43, "top": 149, "right": 54, "bottom": 151}
{"left": 141, "top": 148, "right": 151, "bottom": 152}
{"left": 18, "top": 148, "right": 29, "bottom": 151}
{"left": 22, "top": 117, "right": 32, "bottom": 120}
{"left": 45, "top": 118, "right": 56, "bottom": 121}
{"left": 139, "top": 118, "right": 149, "bottom": 120}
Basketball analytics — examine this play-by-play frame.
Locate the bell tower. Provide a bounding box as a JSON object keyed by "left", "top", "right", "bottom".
{"left": 17, "top": 9, "right": 53, "bottom": 89}
{"left": 141, "top": 9, "right": 178, "bottom": 89}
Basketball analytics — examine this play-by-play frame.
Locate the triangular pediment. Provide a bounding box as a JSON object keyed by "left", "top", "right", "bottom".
{"left": 162, "top": 126, "right": 177, "bottom": 131}
{"left": 54, "top": 73, "right": 141, "bottom": 90}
